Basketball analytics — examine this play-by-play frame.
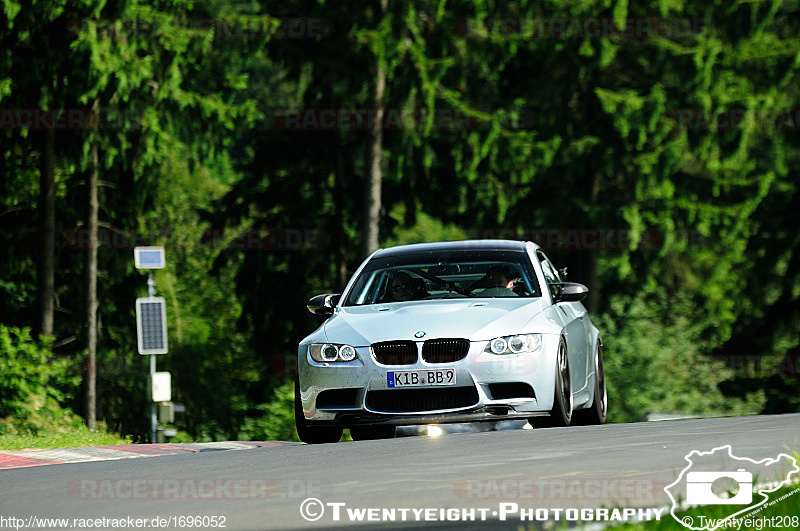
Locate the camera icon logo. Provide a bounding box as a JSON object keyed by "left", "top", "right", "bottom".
{"left": 685, "top": 469, "right": 752, "bottom": 505}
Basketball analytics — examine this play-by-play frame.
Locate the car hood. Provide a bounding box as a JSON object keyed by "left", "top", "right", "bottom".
{"left": 319, "top": 298, "right": 553, "bottom": 346}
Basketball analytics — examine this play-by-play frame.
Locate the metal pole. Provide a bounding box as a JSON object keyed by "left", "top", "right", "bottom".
{"left": 148, "top": 271, "right": 156, "bottom": 443}
{"left": 150, "top": 354, "right": 156, "bottom": 442}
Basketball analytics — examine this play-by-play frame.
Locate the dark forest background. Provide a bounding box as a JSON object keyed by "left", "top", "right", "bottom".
{"left": 1, "top": 0, "right": 798, "bottom": 442}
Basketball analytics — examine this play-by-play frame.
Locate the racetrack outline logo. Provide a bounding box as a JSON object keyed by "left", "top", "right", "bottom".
{"left": 685, "top": 469, "right": 752, "bottom": 505}
{"left": 665, "top": 445, "right": 799, "bottom": 530}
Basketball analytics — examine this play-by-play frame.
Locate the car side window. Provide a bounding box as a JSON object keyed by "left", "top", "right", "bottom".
{"left": 537, "top": 252, "right": 562, "bottom": 299}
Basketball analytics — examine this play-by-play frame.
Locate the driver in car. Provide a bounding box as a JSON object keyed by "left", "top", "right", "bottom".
{"left": 477, "top": 265, "right": 519, "bottom": 297}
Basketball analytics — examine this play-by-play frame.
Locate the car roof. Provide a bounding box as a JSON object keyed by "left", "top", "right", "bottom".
{"left": 372, "top": 239, "right": 537, "bottom": 258}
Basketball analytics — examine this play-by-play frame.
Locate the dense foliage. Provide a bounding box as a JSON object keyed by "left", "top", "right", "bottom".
{"left": 0, "top": 325, "right": 81, "bottom": 434}
{"left": 1, "top": 0, "right": 798, "bottom": 440}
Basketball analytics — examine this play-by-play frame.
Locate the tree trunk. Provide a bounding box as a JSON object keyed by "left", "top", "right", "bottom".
{"left": 585, "top": 170, "right": 600, "bottom": 315}
{"left": 38, "top": 127, "right": 55, "bottom": 338}
{"left": 360, "top": 0, "right": 387, "bottom": 259}
{"left": 85, "top": 101, "right": 99, "bottom": 430}
{"left": 334, "top": 137, "right": 348, "bottom": 291}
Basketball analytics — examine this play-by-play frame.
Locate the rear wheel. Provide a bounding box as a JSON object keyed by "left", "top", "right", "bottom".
{"left": 531, "top": 337, "right": 572, "bottom": 428}
{"left": 349, "top": 425, "right": 397, "bottom": 441}
{"left": 295, "top": 379, "right": 343, "bottom": 444}
{"left": 573, "top": 341, "right": 607, "bottom": 425}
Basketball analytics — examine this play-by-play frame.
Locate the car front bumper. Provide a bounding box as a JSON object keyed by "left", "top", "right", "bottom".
{"left": 297, "top": 334, "right": 560, "bottom": 427}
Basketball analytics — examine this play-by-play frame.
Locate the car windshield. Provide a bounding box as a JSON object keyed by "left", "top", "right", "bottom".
{"left": 343, "top": 250, "right": 542, "bottom": 306}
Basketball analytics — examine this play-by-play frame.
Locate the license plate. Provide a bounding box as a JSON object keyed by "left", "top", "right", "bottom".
{"left": 387, "top": 369, "right": 456, "bottom": 388}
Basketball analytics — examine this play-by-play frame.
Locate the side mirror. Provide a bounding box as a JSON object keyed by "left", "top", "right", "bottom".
{"left": 307, "top": 293, "right": 341, "bottom": 316}
{"left": 551, "top": 282, "right": 588, "bottom": 303}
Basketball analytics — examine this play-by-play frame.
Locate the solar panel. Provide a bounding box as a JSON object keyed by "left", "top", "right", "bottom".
{"left": 136, "top": 297, "right": 168, "bottom": 354}
{"left": 134, "top": 246, "right": 166, "bottom": 269}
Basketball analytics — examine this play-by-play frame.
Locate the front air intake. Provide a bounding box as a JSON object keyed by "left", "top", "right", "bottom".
{"left": 422, "top": 338, "right": 469, "bottom": 363}
{"left": 371, "top": 341, "right": 418, "bottom": 365}
{"left": 488, "top": 382, "right": 536, "bottom": 400}
{"left": 366, "top": 387, "right": 480, "bottom": 413}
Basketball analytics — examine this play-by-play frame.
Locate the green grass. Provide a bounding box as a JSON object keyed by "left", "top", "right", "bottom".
{"left": 0, "top": 423, "right": 130, "bottom": 451}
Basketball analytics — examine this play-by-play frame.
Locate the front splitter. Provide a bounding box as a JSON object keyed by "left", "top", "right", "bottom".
{"left": 306, "top": 408, "right": 550, "bottom": 427}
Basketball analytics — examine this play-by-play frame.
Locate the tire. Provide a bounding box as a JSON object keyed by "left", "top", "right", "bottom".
{"left": 573, "top": 341, "right": 607, "bottom": 425}
{"left": 349, "top": 425, "right": 397, "bottom": 441}
{"left": 295, "top": 378, "right": 343, "bottom": 444}
{"left": 531, "top": 337, "right": 573, "bottom": 428}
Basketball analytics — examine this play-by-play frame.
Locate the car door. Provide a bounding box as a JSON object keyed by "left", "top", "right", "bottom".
{"left": 538, "top": 252, "right": 589, "bottom": 392}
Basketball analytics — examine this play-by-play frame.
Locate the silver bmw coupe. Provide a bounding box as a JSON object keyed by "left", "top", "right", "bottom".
{"left": 295, "top": 240, "right": 607, "bottom": 443}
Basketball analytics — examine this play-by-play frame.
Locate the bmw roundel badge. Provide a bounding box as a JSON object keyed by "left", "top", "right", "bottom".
{"left": 414, "top": 331, "right": 426, "bottom": 338}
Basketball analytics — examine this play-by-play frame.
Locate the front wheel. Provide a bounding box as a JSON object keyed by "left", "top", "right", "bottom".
{"left": 531, "top": 337, "right": 573, "bottom": 428}
{"left": 295, "top": 379, "right": 343, "bottom": 444}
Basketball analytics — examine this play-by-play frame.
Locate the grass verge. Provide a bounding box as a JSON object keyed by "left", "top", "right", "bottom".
{"left": 0, "top": 422, "right": 130, "bottom": 451}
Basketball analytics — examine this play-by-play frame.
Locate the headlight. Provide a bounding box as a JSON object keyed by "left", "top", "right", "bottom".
{"left": 490, "top": 337, "right": 508, "bottom": 354}
{"left": 309, "top": 343, "right": 359, "bottom": 363}
{"left": 338, "top": 345, "right": 357, "bottom": 361}
{"left": 484, "top": 333, "right": 542, "bottom": 355}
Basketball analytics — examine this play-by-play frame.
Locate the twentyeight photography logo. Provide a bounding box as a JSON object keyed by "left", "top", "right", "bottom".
{"left": 664, "top": 445, "right": 799, "bottom": 530}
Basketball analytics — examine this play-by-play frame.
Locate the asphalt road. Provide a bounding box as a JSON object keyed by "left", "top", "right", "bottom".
{"left": 2, "top": 414, "right": 799, "bottom": 530}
